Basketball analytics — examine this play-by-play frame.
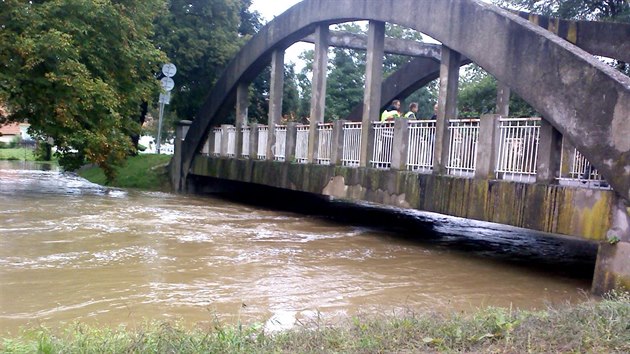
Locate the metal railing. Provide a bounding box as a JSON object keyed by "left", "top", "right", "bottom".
{"left": 257, "top": 125, "right": 268, "bottom": 159}
{"left": 446, "top": 119, "right": 479, "bottom": 176}
{"left": 226, "top": 126, "right": 236, "bottom": 157}
{"left": 316, "top": 123, "right": 333, "bottom": 165}
{"left": 407, "top": 119, "right": 436, "bottom": 172}
{"left": 371, "top": 121, "right": 395, "bottom": 169}
{"left": 495, "top": 117, "right": 540, "bottom": 182}
{"left": 241, "top": 126, "right": 250, "bottom": 157}
{"left": 212, "top": 127, "right": 222, "bottom": 156}
{"left": 558, "top": 138, "right": 609, "bottom": 189}
{"left": 274, "top": 125, "right": 287, "bottom": 161}
{"left": 295, "top": 125, "right": 309, "bottom": 163}
{"left": 342, "top": 122, "right": 362, "bottom": 167}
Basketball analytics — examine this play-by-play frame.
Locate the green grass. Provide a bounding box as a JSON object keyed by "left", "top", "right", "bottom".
{"left": 78, "top": 154, "right": 172, "bottom": 190}
{"left": 2, "top": 292, "right": 629, "bottom": 353}
{"left": 0, "top": 148, "right": 36, "bottom": 161}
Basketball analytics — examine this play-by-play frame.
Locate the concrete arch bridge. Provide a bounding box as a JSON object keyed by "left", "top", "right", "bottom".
{"left": 169, "top": 0, "right": 630, "bottom": 294}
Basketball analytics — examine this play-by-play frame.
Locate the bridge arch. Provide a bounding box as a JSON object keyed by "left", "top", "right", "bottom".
{"left": 181, "top": 0, "right": 630, "bottom": 202}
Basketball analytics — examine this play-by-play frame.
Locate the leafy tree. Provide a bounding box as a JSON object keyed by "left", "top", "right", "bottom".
{"left": 282, "top": 63, "right": 300, "bottom": 122}
{"left": 0, "top": 0, "right": 165, "bottom": 180}
{"left": 325, "top": 48, "right": 366, "bottom": 121}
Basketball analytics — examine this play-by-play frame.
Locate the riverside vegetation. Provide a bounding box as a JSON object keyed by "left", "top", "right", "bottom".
{"left": 1, "top": 292, "right": 629, "bottom": 353}
{"left": 78, "top": 154, "right": 172, "bottom": 191}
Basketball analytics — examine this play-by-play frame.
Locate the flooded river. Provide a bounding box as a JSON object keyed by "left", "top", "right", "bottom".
{"left": 0, "top": 161, "right": 597, "bottom": 334}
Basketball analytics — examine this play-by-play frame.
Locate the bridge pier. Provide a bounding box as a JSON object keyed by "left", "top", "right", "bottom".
{"left": 434, "top": 46, "right": 461, "bottom": 174}
{"left": 593, "top": 200, "right": 630, "bottom": 294}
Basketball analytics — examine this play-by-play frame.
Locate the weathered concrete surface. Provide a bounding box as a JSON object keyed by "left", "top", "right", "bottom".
{"left": 301, "top": 31, "right": 442, "bottom": 59}
{"left": 190, "top": 156, "right": 617, "bottom": 242}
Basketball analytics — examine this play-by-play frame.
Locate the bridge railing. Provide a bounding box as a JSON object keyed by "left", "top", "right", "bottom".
{"left": 257, "top": 125, "right": 268, "bottom": 160}
{"left": 495, "top": 117, "right": 540, "bottom": 182}
{"left": 371, "top": 122, "right": 395, "bottom": 169}
{"left": 202, "top": 116, "right": 607, "bottom": 190}
{"left": 274, "top": 125, "right": 287, "bottom": 161}
{"left": 446, "top": 119, "right": 479, "bottom": 177}
{"left": 241, "top": 126, "right": 250, "bottom": 158}
{"left": 342, "top": 122, "right": 362, "bottom": 167}
{"left": 317, "top": 123, "right": 333, "bottom": 165}
{"left": 407, "top": 119, "right": 436, "bottom": 172}
{"left": 295, "top": 124, "right": 309, "bottom": 163}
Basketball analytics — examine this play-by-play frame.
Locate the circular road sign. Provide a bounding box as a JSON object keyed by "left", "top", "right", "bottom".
{"left": 160, "top": 77, "right": 175, "bottom": 91}
{"left": 162, "top": 63, "right": 177, "bottom": 77}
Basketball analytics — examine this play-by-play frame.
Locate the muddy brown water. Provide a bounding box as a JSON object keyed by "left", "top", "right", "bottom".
{"left": 0, "top": 161, "right": 597, "bottom": 335}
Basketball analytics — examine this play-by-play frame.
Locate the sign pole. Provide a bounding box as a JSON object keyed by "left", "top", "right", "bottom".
{"left": 156, "top": 101, "right": 165, "bottom": 154}
{"left": 156, "top": 63, "right": 177, "bottom": 155}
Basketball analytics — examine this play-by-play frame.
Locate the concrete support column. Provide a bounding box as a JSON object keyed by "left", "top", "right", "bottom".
{"left": 331, "top": 120, "right": 346, "bottom": 165}
{"left": 475, "top": 114, "right": 500, "bottom": 179}
{"left": 433, "top": 46, "right": 461, "bottom": 174}
{"left": 249, "top": 123, "right": 259, "bottom": 158}
{"left": 220, "top": 124, "right": 230, "bottom": 157}
{"left": 308, "top": 25, "right": 329, "bottom": 163}
{"left": 172, "top": 120, "right": 193, "bottom": 191}
{"left": 235, "top": 82, "right": 249, "bottom": 158}
{"left": 391, "top": 119, "right": 410, "bottom": 170}
{"left": 560, "top": 136, "right": 575, "bottom": 178}
{"left": 285, "top": 122, "right": 298, "bottom": 163}
{"left": 496, "top": 81, "right": 510, "bottom": 117}
{"left": 360, "top": 20, "right": 385, "bottom": 167}
{"left": 592, "top": 198, "right": 630, "bottom": 294}
{"left": 267, "top": 50, "right": 285, "bottom": 160}
{"left": 536, "top": 119, "right": 562, "bottom": 183}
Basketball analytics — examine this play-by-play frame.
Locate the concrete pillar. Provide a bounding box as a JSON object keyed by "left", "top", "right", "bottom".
{"left": 331, "top": 120, "right": 346, "bottom": 165}
{"left": 560, "top": 136, "right": 575, "bottom": 178}
{"left": 496, "top": 81, "right": 510, "bottom": 117}
{"left": 308, "top": 25, "right": 329, "bottom": 163}
{"left": 391, "top": 119, "right": 410, "bottom": 170}
{"left": 536, "top": 119, "right": 562, "bottom": 183}
{"left": 249, "top": 123, "right": 259, "bottom": 158}
{"left": 285, "top": 122, "right": 298, "bottom": 163}
{"left": 172, "top": 120, "right": 192, "bottom": 191}
{"left": 220, "top": 124, "right": 230, "bottom": 157}
{"left": 359, "top": 20, "right": 385, "bottom": 167}
{"left": 592, "top": 198, "right": 630, "bottom": 294}
{"left": 235, "top": 82, "right": 249, "bottom": 158}
{"left": 475, "top": 114, "right": 501, "bottom": 179}
{"left": 433, "top": 46, "right": 461, "bottom": 174}
{"left": 267, "top": 50, "right": 284, "bottom": 160}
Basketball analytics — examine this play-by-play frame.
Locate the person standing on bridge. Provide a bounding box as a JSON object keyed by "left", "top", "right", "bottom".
{"left": 404, "top": 102, "right": 418, "bottom": 119}
{"left": 380, "top": 99, "right": 401, "bottom": 122}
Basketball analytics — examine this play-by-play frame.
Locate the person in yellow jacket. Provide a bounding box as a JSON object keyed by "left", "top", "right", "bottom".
{"left": 380, "top": 99, "right": 401, "bottom": 122}
{"left": 404, "top": 102, "right": 418, "bottom": 119}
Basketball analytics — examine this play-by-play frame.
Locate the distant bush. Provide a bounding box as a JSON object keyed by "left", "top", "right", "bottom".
{"left": 0, "top": 141, "right": 6, "bottom": 149}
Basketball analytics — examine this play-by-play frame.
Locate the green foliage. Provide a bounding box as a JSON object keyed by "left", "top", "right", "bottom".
{"left": 326, "top": 48, "right": 366, "bottom": 121}
{"left": 78, "top": 154, "right": 172, "bottom": 190}
{"left": 153, "top": 0, "right": 263, "bottom": 123}
{"left": 495, "top": 0, "right": 630, "bottom": 21}
{"left": 0, "top": 0, "right": 166, "bottom": 181}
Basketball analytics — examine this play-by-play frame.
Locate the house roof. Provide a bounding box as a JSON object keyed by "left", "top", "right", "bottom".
{"left": 0, "top": 123, "right": 21, "bottom": 136}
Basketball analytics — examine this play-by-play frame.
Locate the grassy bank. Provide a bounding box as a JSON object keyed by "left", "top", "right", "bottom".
{"left": 2, "top": 293, "right": 629, "bottom": 353}
{"left": 78, "top": 154, "right": 172, "bottom": 190}
{"left": 0, "top": 148, "right": 35, "bottom": 161}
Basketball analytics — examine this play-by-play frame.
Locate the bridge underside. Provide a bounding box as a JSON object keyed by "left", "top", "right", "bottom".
{"left": 189, "top": 155, "right": 617, "bottom": 242}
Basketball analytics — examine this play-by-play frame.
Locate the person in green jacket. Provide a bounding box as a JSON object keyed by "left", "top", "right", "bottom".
{"left": 404, "top": 102, "right": 418, "bottom": 119}
{"left": 380, "top": 100, "right": 401, "bottom": 122}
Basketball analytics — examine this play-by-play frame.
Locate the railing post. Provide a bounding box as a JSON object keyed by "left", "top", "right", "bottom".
{"left": 360, "top": 20, "right": 385, "bottom": 167}
{"left": 220, "top": 124, "right": 230, "bottom": 157}
{"left": 285, "top": 122, "right": 297, "bottom": 163}
{"left": 536, "top": 118, "right": 562, "bottom": 183}
{"left": 434, "top": 46, "right": 461, "bottom": 174}
{"left": 249, "top": 123, "right": 259, "bottom": 158}
{"left": 475, "top": 114, "right": 500, "bottom": 179}
{"left": 391, "top": 119, "right": 410, "bottom": 170}
{"left": 331, "top": 120, "right": 345, "bottom": 165}
{"left": 560, "top": 136, "right": 575, "bottom": 178}
{"left": 267, "top": 50, "right": 284, "bottom": 160}
{"left": 235, "top": 82, "right": 249, "bottom": 158}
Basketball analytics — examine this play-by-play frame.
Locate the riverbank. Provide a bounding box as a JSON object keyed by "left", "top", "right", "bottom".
{"left": 78, "top": 154, "right": 172, "bottom": 190}
{"left": 0, "top": 148, "right": 35, "bottom": 161}
{"left": 2, "top": 293, "right": 628, "bottom": 353}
